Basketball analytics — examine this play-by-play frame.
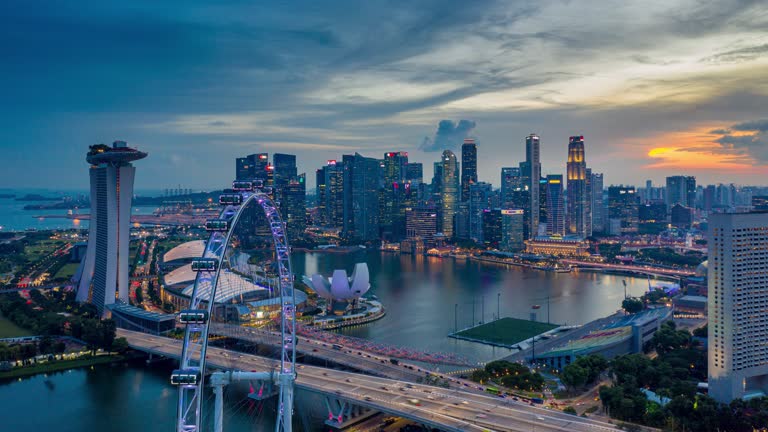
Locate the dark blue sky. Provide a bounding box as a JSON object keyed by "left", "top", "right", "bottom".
{"left": 3, "top": 0, "right": 768, "bottom": 191}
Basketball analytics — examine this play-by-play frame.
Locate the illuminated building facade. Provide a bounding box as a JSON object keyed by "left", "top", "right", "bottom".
{"left": 440, "top": 150, "right": 459, "bottom": 238}
{"left": 461, "top": 139, "right": 477, "bottom": 202}
{"left": 708, "top": 213, "right": 768, "bottom": 402}
{"left": 77, "top": 141, "right": 147, "bottom": 316}
{"left": 567, "top": 135, "right": 590, "bottom": 238}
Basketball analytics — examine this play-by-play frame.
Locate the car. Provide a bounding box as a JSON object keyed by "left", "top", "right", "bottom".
{"left": 334, "top": 389, "right": 342, "bottom": 394}
{"left": 475, "top": 414, "right": 487, "bottom": 418}
{"left": 380, "top": 386, "right": 389, "bottom": 391}
{"left": 345, "top": 378, "right": 352, "bottom": 383}
{"left": 453, "top": 402, "right": 460, "bottom": 406}
{"left": 461, "top": 401, "right": 469, "bottom": 405}
{"left": 484, "top": 408, "right": 491, "bottom": 413}
{"left": 312, "top": 348, "right": 318, "bottom": 352}
{"left": 427, "top": 395, "right": 435, "bottom": 400}
{"left": 399, "top": 387, "right": 407, "bottom": 391}
{"left": 322, "top": 372, "right": 328, "bottom": 376}
{"left": 536, "top": 416, "right": 545, "bottom": 421}
{"left": 364, "top": 396, "right": 372, "bottom": 401}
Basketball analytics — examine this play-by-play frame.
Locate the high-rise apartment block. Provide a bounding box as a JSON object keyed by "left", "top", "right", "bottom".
{"left": 77, "top": 141, "right": 147, "bottom": 316}
{"left": 708, "top": 212, "right": 768, "bottom": 402}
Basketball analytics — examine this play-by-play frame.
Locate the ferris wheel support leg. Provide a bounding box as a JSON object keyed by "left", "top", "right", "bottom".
{"left": 277, "top": 372, "right": 295, "bottom": 432}
{"left": 213, "top": 381, "right": 224, "bottom": 432}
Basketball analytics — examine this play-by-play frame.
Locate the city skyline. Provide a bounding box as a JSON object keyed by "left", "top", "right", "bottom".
{"left": 2, "top": 1, "right": 768, "bottom": 190}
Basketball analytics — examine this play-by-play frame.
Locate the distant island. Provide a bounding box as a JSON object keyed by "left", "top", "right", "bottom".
{"left": 15, "top": 194, "right": 60, "bottom": 202}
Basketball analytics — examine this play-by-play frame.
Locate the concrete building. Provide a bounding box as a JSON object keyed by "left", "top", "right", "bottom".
{"left": 524, "top": 235, "right": 590, "bottom": 257}
{"left": 708, "top": 212, "right": 768, "bottom": 402}
{"left": 538, "top": 307, "right": 671, "bottom": 370}
{"left": 76, "top": 141, "right": 147, "bottom": 316}
{"left": 666, "top": 175, "right": 696, "bottom": 209}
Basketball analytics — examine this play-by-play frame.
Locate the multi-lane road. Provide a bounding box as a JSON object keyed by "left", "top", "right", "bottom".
{"left": 120, "top": 329, "right": 623, "bottom": 432}
{"left": 210, "top": 323, "right": 428, "bottom": 381}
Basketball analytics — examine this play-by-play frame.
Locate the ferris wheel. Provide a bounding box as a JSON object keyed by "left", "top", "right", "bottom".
{"left": 171, "top": 180, "right": 297, "bottom": 432}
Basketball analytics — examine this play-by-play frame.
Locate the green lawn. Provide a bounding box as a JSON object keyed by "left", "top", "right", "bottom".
{"left": 54, "top": 262, "right": 80, "bottom": 280}
{"left": 0, "top": 314, "right": 33, "bottom": 338}
{"left": 456, "top": 317, "right": 558, "bottom": 346}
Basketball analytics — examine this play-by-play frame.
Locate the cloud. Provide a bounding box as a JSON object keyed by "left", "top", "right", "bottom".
{"left": 709, "top": 128, "right": 731, "bottom": 134}
{"left": 709, "top": 119, "right": 768, "bottom": 162}
{"left": 702, "top": 44, "right": 768, "bottom": 64}
{"left": 419, "top": 120, "right": 476, "bottom": 152}
{"left": 731, "top": 119, "right": 768, "bottom": 132}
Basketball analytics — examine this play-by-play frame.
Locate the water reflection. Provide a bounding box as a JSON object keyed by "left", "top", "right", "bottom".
{"left": 293, "top": 250, "right": 650, "bottom": 362}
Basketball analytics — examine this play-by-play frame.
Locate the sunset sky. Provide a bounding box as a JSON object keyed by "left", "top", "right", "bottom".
{"left": 2, "top": 0, "right": 767, "bottom": 190}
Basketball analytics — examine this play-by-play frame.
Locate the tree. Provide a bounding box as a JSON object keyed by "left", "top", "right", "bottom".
{"left": 561, "top": 364, "right": 588, "bottom": 389}
{"left": 649, "top": 322, "right": 691, "bottom": 354}
{"left": 621, "top": 297, "right": 644, "bottom": 314}
{"left": 112, "top": 337, "right": 129, "bottom": 354}
{"left": 563, "top": 406, "right": 577, "bottom": 415}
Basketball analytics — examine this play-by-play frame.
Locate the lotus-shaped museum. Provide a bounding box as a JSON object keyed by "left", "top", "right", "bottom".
{"left": 303, "top": 263, "right": 370, "bottom": 302}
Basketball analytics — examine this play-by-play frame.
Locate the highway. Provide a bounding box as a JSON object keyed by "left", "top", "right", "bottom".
{"left": 120, "top": 329, "right": 623, "bottom": 432}
{"left": 210, "top": 323, "right": 428, "bottom": 381}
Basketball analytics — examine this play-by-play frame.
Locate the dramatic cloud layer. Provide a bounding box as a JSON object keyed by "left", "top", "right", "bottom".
{"left": 1, "top": 0, "right": 767, "bottom": 190}
{"left": 420, "top": 120, "right": 476, "bottom": 152}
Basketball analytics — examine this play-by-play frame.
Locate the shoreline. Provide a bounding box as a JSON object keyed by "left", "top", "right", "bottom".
{"left": 0, "top": 353, "right": 136, "bottom": 380}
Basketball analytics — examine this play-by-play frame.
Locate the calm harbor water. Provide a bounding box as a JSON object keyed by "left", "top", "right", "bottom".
{"left": 0, "top": 247, "right": 652, "bottom": 431}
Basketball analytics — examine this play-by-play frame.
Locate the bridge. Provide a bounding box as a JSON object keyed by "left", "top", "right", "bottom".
{"left": 120, "top": 329, "right": 623, "bottom": 432}
{"left": 210, "top": 323, "right": 426, "bottom": 381}
{"left": 560, "top": 260, "right": 694, "bottom": 278}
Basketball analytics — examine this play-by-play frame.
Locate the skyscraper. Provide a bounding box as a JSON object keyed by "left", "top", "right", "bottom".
{"left": 249, "top": 153, "right": 269, "bottom": 183}
{"left": 77, "top": 141, "right": 147, "bottom": 316}
{"left": 546, "top": 175, "right": 565, "bottom": 236}
{"left": 281, "top": 173, "right": 306, "bottom": 241}
{"left": 500, "top": 167, "right": 522, "bottom": 207}
{"left": 406, "top": 163, "right": 423, "bottom": 184}
{"left": 666, "top": 175, "right": 696, "bottom": 208}
{"left": 481, "top": 209, "right": 502, "bottom": 248}
{"left": 525, "top": 134, "right": 541, "bottom": 238}
{"left": 342, "top": 153, "right": 380, "bottom": 241}
{"left": 591, "top": 172, "right": 605, "bottom": 233}
{"left": 440, "top": 150, "right": 459, "bottom": 238}
{"left": 383, "top": 152, "right": 409, "bottom": 185}
{"left": 607, "top": 185, "right": 639, "bottom": 235}
{"left": 322, "top": 160, "right": 344, "bottom": 228}
{"left": 469, "top": 182, "right": 493, "bottom": 242}
{"left": 566, "top": 135, "right": 590, "bottom": 238}
{"left": 272, "top": 153, "right": 298, "bottom": 187}
{"left": 500, "top": 209, "right": 525, "bottom": 252}
{"left": 461, "top": 139, "right": 477, "bottom": 202}
{"left": 708, "top": 212, "right": 768, "bottom": 402}
{"left": 236, "top": 157, "right": 251, "bottom": 181}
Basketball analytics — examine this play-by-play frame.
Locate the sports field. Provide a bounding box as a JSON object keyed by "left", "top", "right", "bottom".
{"left": 455, "top": 317, "right": 558, "bottom": 346}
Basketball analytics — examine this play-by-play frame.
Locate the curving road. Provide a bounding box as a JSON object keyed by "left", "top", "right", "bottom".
{"left": 120, "top": 329, "right": 623, "bottom": 432}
